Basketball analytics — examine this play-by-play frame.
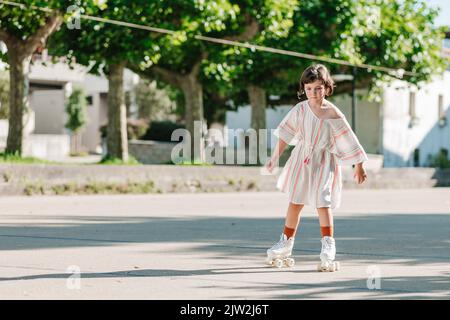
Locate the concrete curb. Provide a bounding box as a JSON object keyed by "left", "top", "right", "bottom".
{"left": 0, "top": 164, "right": 449, "bottom": 196}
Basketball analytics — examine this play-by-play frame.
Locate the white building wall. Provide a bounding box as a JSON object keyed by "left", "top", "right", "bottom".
{"left": 29, "top": 59, "right": 85, "bottom": 83}
{"left": 80, "top": 93, "right": 99, "bottom": 153}
{"left": 328, "top": 90, "right": 381, "bottom": 154}
{"left": 382, "top": 71, "right": 450, "bottom": 167}
{"left": 23, "top": 134, "right": 70, "bottom": 160}
{"left": 83, "top": 69, "right": 139, "bottom": 94}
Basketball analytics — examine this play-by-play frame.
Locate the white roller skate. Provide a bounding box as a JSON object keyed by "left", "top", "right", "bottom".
{"left": 317, "top": 236, "right": 340, "bottom": 272}
{"left": 266, "top": 234, "right": 295, "bottom": 268}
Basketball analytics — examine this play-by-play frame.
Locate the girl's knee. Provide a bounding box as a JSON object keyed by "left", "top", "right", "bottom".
{"left": 289, "top": 202, "right": 304, "bottom": 208}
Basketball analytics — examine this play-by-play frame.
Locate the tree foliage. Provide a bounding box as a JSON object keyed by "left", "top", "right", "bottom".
{"left": 204, "top": 0, "right": 447, "bottom": 107}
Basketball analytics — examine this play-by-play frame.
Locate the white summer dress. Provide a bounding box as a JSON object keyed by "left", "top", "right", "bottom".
{"left": 274, "top": 100, "right": 368, "bottom": 209}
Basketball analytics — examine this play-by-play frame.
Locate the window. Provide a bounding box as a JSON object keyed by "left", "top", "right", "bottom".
{"left": 413, "top": 148, "right": 420, "bottom": 167}
{"left": 409, "top": 91, "right": 419, "bottom": 127}
{"left": 438, "top": 94, "right": 447, "bottom": 127}
{"left": 86, "top": 96, "right": 93, "bottom": 106}
{"left": 409, "top": 92, "right": 416, "bottom": 117}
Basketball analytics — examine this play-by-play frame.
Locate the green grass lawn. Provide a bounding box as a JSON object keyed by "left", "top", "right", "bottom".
{"left": 0, "top": 153, "right": 57, "bottom": 164}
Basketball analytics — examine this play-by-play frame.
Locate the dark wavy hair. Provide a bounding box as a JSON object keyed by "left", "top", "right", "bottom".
{"left": 297, "top": 64, "right": 335, "bottom": 100}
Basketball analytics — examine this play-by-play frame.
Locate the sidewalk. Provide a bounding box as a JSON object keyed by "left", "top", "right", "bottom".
{"left": 2, "top": 163, "right": 450, "bottom": 196}
{"left": 55, "top": 154, "right": 103, "bottom": 164}
{"left": 0, "top": 188, "right": 449, "bottom": 299}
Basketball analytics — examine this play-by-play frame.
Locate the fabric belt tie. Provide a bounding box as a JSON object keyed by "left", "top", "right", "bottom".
{"left": 303, "top": 145, "right": 314, "bottom": 165}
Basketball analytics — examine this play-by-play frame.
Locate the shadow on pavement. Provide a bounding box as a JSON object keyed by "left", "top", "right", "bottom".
{"left": 0, "top": 212, "right": 449, "bottom": 299}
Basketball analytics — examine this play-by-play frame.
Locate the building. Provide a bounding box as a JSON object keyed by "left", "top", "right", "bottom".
{"left": 0, "top": 49, "right": 139, "bottom": 159}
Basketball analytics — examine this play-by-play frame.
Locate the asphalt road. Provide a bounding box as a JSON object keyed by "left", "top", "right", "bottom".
{"left": 0, "top": 188, "right": 449, "bottom": 299}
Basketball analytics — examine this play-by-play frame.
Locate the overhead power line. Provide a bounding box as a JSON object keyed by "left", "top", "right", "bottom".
{"left": 0, "top": 0, "right": 419, "bottom": 77}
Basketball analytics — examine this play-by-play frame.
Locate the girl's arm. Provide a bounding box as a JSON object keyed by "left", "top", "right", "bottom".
{"left": 272, "top": 138, "right": 288, "bottom": 161}
{"left": 267, "top": 105, "right": 300, "bottom": 172}
{"left": 265, "top": 138, "right": 288, "bottom": 173}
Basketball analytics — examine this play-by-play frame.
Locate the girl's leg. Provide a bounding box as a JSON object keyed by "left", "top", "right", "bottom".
{"left": 283, "top": 202, "right": 304, "bottom": 238}
{"left": 317, "top": 207, "right": 334, "bottom": 237}
{"left": 316, "top": 207, "right": 339, "bottom": 271}
{"left": 267, "top": 202, "right": 304, "bottom": 266}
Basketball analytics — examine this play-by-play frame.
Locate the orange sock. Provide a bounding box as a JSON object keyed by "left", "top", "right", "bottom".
{"left": 283, "top": 226, "right": 296, "bottom": 239}
{"left": 320, "top": 226, "right": 334, "bottom": 237}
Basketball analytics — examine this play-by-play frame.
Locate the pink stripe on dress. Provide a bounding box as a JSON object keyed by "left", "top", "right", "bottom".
{"left": 303, "top": 119, "right": 323, "bottom": 165}
{"left": 290, "top": 162, "right": 304, "bottom": 202}
{"left": 331, "top": 162, "right": 338, "bottom": 193}
{"left": 282, "top": 155, "right": 294, "bottom": 191}
{"left": 315, "top": 150, "right": 326, "bottom": 205}
{"left": 334, "top": 129, "right": 350, "bottom": 140}
{"left": 283, "top": 121, "right": 296, "bottom": 133}
{"left": 300, "top": 104, "right": 305, "bottom": 137}
{"left": 313, "top": 121, "right": 323, "bottom": 145}
{"left": 341, "top": 149, "right": 363, "bottom": 161}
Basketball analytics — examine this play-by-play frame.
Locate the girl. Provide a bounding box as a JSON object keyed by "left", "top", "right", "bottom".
{"left": 265, "top": 64, "right": 368, "bottom": 272}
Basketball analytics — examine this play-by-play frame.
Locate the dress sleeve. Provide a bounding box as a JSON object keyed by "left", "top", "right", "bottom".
{"left": 328, "top": 116, "right": 368, "bottom": 166}
{"left": 273, "top": 106, "right": 301, "bottom": 146}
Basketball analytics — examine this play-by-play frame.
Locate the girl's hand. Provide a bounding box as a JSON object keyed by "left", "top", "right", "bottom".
{"left": 354, "top": 164, "right": 367, "bottom": 184}
{"left": 265, "top": 157, "right": 277, "bottom": 173}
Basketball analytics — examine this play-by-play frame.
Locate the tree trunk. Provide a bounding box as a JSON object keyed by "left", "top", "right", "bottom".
{"left": 248, "top": 84, "right": 267, "bottom": 164}
{"left": 248, "top": 84, "right": 267, "bottom": 132}
{"left": 5, "top": 48, "right": 30, "bottom": 156}
{"left": 70, "top": 131, "right": 82, "bottom": 155}
{"left": 107, "top": 62, "right": 129, "bottom": 161}
{"left": 134, "top": 61, "right": 207, "bottom": 163}
{"left": 2, "top": 14, "right": 63, "bottom": 156}
{"left": 181, "top": 74, "right": 205, "bottom": 163}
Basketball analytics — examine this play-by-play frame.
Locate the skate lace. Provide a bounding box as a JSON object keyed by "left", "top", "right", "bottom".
{"left": 322, "top": 238, "right": 333, "bottom": 251}
{"left": 271, "top": 236, "right": 287, "bottom": 250}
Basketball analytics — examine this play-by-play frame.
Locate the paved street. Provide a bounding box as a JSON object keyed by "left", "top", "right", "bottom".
{"left": 0, "top": 188, "right": 449, "bottom": 299}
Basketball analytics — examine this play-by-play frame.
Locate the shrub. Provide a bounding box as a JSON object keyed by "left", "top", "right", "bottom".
{"left": 428, "top": 151, "right": 450, "bottom": 169}
{"left": 140, "top": 120, "right": 185, "bottom": 142}
{"left": 100, "top": 118, "right": 149, "bottom": 140}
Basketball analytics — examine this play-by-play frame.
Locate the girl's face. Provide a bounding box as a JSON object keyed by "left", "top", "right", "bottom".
{"left": 304, "top": 80, "right": 326, "bottom": 101}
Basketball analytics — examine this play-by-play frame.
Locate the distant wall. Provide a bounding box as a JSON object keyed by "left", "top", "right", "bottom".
{"left": 129, "top": 140, "right": 178, "bottom": 164}
{"left": 23, "top": 134, "right": 70, "bottom": 160}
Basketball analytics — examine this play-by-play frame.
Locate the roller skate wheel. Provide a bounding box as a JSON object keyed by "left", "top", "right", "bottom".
{"left": 274, "top": 259, "right": 283, "bottom": 268}
{"left": 285, "top": 258, "right": 295, "bottom": 267}
{"left": 317, "top": 262, "right": 328, "bottom": 272}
